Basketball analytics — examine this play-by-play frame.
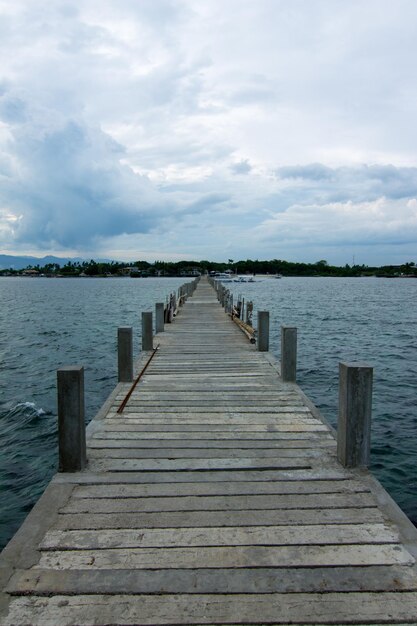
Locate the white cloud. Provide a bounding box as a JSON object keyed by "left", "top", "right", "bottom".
{"left": 0, "top": 0, "right": 416, "bottom": 263}
{"left": 256, "top": 197, "right": 417, "bottom": 247}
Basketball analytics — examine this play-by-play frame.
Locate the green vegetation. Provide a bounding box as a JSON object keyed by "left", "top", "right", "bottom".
{"left": 0, "top": 258, "right": 416, "bottom": 278}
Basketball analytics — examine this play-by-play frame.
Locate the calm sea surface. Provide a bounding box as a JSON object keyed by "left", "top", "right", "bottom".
{"left": 0, "top": 276, "right": 416, "bottom": 549}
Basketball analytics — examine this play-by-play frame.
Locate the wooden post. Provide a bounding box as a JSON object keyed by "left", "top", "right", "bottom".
{"left": 281, "top": 325, "right": 297, "bottom": 382}
{"left": 257, "top": 311, "right": 269, "bottom": 351}
{"left": 337, "top": 362, "right": 373, "bottom": 467}
{"left": 57, "top": 366, "right": 86, "bottom": 472}
{"left": 118, "top": 327, "right": 133, "bottom": 382}
{"left": 155, "top": 302, "right": 164, "bottom": 333}
{"left": 168, "top": 294, "right": 174, "bottom": 322}
{"left": 142, "top": 311, "right": 153, "bottom": 350}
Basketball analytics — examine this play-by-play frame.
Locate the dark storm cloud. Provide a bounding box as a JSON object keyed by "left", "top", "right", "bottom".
{"left": 0, "top": 105, "right": 167, "bottom": 249}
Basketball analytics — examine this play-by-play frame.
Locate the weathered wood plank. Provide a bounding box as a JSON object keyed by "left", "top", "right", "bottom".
{"left": 7, "top": 592, "right": 417, "bottom": 625}
{"left": 103, "top": 415, "right": 322, "bottom": 424}
{"left": 108, "top": 410, "right": 317, "bottom": 419}
{"left": 8, "top": 565, "right": 417, "bottom": 595}
{"left": 52, "top": 468, "right": 356, "bottom": 484}
{"left": 91, "top": 431, "right": 329, "bottom": 440}
{"left": 71, "top": 479, "right": 369, "bottom": 498}
{"left": 40, "top": 523, "right": 399, "bottom": 550}
{"left": 87, "top": 447, "right": 327, "bottom": 459}
{"left": 54, "top": 507, "right": 385, "bottom": 530}
{"left": 115, "top": 392, "right": 303, "bottom": 399}
{"left": 60, "top": 492, "right": 377, "bottom": 514}
{"left": 88, "top": 438, "right": 336, "bottom": 449}
{"left": 36, "top": 543, "right": 415, "bottom": 571}
{"left": 87, "top": 457, "right": 312, "bottom": 472}
{"left": 96, "top": 423, "right": 328, "bottom": 432}
{"left": 113, "top": 405, "right": 312, "bottom": 413}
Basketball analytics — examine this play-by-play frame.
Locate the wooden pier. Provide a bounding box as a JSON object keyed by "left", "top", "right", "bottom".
{"left": 1, "top": 277, "right": 417, "bottom": 624}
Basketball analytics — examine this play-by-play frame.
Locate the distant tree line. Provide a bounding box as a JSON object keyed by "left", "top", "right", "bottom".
{"left": 0, "top": 258, "right": 416, "bottom": 277}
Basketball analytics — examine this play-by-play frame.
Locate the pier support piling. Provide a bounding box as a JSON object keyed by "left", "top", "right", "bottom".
{"left": 155, "top": 302, "right": 164, "bottom": 333}
{"left": 118, "top": 327, "right": 133, "bottom": 382}
{"left": 337, "top": 362, "right": 373, "bottom": 467}
{"left": 142, "top": 311, "right": 153, "bottom": 351}
{"left": 257, "top": 311, "right": 270, "bottom": 351}
{"left": 281, "top": 325, "right": 297, "bottom": 382}
{"left": 57, "top": 366, "right": 86, "bottom": 472}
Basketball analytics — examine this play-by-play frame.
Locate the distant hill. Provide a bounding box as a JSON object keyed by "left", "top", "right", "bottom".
{"left": 0, "top": 254, "right": 85, "bottom": 270}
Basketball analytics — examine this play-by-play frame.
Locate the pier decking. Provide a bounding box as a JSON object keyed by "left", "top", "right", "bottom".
{"left": 1, "top": 277, "right": 417, "bottom": 624}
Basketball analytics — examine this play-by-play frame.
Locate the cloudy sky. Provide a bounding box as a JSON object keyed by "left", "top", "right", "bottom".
{"left": 1, "top": 0, "right": 417, "bottom": 265}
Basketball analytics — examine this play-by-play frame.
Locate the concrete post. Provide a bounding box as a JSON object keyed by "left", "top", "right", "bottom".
{"left": 118, "top": 327, "right": 133, "bottom": 382}
{"left": 142, "top": 311, "right": 153, "bottom": 350}
{"left": 155, "top": 302, "right": 164, "bottom": 333}
{"left": 257, "top": 311, "right": 269, "bottom": 351}
{"left": 337, "top": 362, "right": 373, "bottom": 468}
{"left": 281, "top": 325, "right": 297, "bottom": 382}
{"left": 57, "top": 366, "right": 86, "bottom": 472}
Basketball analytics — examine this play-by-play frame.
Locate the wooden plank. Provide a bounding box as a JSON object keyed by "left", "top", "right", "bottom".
{"left": 52, "top": 468, "right": 355, "bottom": 484}
{"left": 88, "top": 458, "right": 312, "bottom": 472}
{"left": 60, "top": 492, "right": 377, "bottom": 514}
{"left": 54, "top": 508, "right": 385, "bottom": 530}
{"left": 114, "top": 400, "right": 308, "bottom": 407}
{"left": 139, "top": 372, "right": 269, "bottom": 378}
{"left": 88, "top": 439, "right": 336, "bottom": 449}
{"left": 116, "top": 392, "right": 304, "bottom": 399}
{"left": 103, "top": 415, "right": 322, "bottom": 424}
{"left": 91, "top": 431, "right": 328, "bottom": 440}
{"left": 7, "top": 592, "right": 417, "bottom": 625}
{"left": 40, "top": 523, "right": 399, "bottom": 550}
{"left": 8, "top": 565, "right": 417, "bottom": 595}
{"left": 108, "top": 410, "right": 316, "bottom": 419}
{"left": 87, "top": 448, "right": 327, "bottom": 459}
{"left": 96, "top": 423, "right": 328, "bottom": 432}
{"left": 118, "top": 387, "right": 303, "bottom": 406}
{"left": 36, "top": 544, "right": 414, "bottom": 569}
{"left": 114, "top": 405, "right": 312, "bottom": 413}
{"left": 71, "top": 479, "right": 369, "bottom": 498}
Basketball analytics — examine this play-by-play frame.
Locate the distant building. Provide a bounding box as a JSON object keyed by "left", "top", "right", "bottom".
{"left": 119, "top": 266, "right": 140, "bottom": 276}
{"left": 22, "top": 269, "right": 39, "bottom": 276}
{"left": 180, "top": 267, "right": 201, "bottom": 277}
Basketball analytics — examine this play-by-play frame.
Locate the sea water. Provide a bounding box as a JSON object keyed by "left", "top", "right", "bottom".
{"left": 0, "top": 275, "right": 416, "bottom": 550}
{"left": 228, "top": 276, "right": 417, "bottom": 524}
{"left": 0, "top": 276, "right": 185, "bottom": 549}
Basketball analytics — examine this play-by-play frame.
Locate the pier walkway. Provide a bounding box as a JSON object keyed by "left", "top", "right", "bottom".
{"left": 1, "top": 278, "right": 417, "bottom": 624}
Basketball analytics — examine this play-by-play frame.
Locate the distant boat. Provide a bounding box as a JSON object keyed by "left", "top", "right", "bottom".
{"left": 213, "top": 273, "right": 234, "bottom": 282}
{"left": 274, "top": 274, "right": 283, "bottom": 279}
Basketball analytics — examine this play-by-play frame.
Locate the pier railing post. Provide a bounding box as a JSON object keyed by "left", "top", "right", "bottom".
{"left": 281, "top": 325, "right": 297, "bottom": 382}
{"left": 257, "top": 311, "right": 269, "bottom": 351}
{"left": 142, "top": 312, "right": 153, "bottom": 350}
{"left": 155, "top": 302, "right": 164, "bottom": 333}
{"left": 337, "top": 362, "right": 373, "bottom": 468}
{"left": 57, "top": 366, "right": 86, "bottom": 472}
{"left": 118, "top": 327, "right": 133, "bottom": 382}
